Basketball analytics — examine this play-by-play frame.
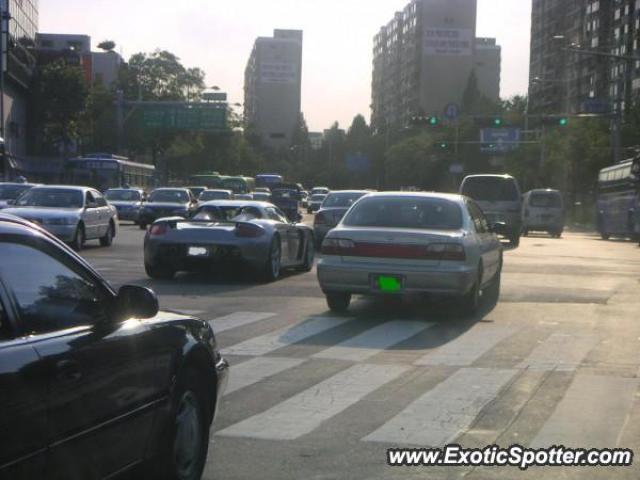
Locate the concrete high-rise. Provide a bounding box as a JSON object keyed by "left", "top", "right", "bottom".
{"left": 244, "top": 29, "right": 303, "bottom": 149}
{"left": 371, "top": 0, "right": 501, "bottom": 131}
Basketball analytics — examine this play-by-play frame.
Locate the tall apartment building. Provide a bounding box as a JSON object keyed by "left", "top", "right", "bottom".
{"left": 2, "top": 0, "right": 38, "bottom": 162}
{"left": 244, "top": 29, "right": 303, "bottom": 149}
{"left": 371, "top": 0, "right": 501, "bottom": 131}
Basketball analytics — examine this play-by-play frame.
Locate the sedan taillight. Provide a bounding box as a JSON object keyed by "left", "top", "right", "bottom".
{"left": 149, "top": 223, "right": 169, "bottom": 236}
{"left": 235, "top": 223, "right": 265, "bottom": 238}
{"left": 426, "top": 243, "right": 466, "bottom": 261}
{"left": 321, "top": 238, "right": 355, "bottom": 255}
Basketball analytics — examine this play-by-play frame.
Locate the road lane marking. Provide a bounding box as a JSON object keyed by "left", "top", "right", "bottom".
{"left": 210, "top": 311, "right": 276, "bottom": 333}
{"left": 518, "top": 333, "right": 599, "bottom": 371}
{"left": 221, "top": 316, "right": 351, "bottom": 357}
{"left": 363, "top": 368, "right": 517, "bottom": 446}
{"left": 312, "top": 321, "right": 433, "bottom": 362}
{"left": 217, "top": 363, "right": 410, "bottom": 440}
{"left": 414, "top": 325, "right": 519, "bottom": 367}
{"left": 531, "top": 374, "right": 639, "bottom": 448}
{"left": 224, "top": 357, "right": 305, "bottom": 395}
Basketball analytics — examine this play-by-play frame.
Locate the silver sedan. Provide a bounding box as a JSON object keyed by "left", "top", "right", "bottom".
{"left": 317, "top": 192, "right": 503, "bottom": 314}
{"left": 4, "top": 185, "right": 118, "bottom": 250}
{"left": 143, "top": 200, "right": 315, "bottom": 281}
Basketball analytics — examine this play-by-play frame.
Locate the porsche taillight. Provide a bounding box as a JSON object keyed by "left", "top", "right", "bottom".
{"left": 235, "top": 223, "right": 265, "bottom": 238}
{"left": 149, "top": 223, "right": 169, "bottom": 236}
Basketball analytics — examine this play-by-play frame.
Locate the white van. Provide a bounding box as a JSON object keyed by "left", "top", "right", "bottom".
{"left": 459, "top": 174, "right": 523, "bottom": 246}
{"left": 522, "top": 189, "right": 565, "bottom": 238}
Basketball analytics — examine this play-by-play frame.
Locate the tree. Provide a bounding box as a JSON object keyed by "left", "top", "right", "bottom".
{"left": 385, "top": 132, "right": 445, "bottom": 189}
{"left": 32, "top": 60, "right": 88, "bottom": 156}
{"left": 462, "top": 69, "right": 501, "bottom": 115}
{"left": 80, "top": 83, "right": 117, "bottom": 153}
{"left": 97, "top": 40, "right": 116, "bottom": 52}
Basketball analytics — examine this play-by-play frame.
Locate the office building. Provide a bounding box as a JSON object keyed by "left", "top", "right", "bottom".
{"left": 371, "top": 0, "right": 501, "bottom": 131}
{"left": 35, "top": 33, "right": 93, "bottom": 83}
{"left": 244, "top": 29, "right": 303, "bottom": 148}
{"left": 2, "top": 0, "right": 38, "bottom": 163}
{"left": 91, "top": 50, "right": 124, "bottom": 87}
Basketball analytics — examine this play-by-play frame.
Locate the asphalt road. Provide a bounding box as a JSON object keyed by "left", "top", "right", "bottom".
{"left": 80, "top": 221, "right": 640, "bottom": 480}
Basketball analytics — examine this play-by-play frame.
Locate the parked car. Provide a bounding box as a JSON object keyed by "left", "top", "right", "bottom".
{"left": 104, "top": 188, "right": 146, "bottom": 224}
{"left": 459, "top": 174, "right": 523, "bottom": 246}
{"left": 186, "top": 185, "right": 208, "bottom": 198}
{"left": 144, "top": 200, "right": 315, "bottom": 281}
{"left": 317, "top": 192, "right": 504, "bottom": 314}
{"left": 199, "top": 189, "right": 233, "bottom": 202}
{"left": 314, "top": 190, "right": 370, "bottom": 247}
{"left": 138, "top": 188, "right": 198, "bottom": 229}
{"left": 3, "top": 185, "right": 118, "bottom": 250}
{"left": 522, "top": 189, "right": 565, "bottom": 238}
{"left": 0, "top": 182, "right": 39, "bottom": 209}
{"left": 0, "top": 212, "right": 228, "bottom": 480}
{"left": 307, "top": 193, "right": 327, "bottom": 213}
{"left": 271, "top": 184, "right": 303, "bottom": 222}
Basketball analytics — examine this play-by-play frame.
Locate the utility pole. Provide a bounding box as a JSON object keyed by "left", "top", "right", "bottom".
{"left": 0, "top": 0, "right": 9, "bottom": 180}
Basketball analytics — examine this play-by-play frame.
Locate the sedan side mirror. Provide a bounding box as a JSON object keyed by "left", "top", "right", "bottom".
{"left": 116, "top": 285, "right": 159, "bottom": 319}
{"left": 488, "top": 222, "right": 508, "bottom": 236}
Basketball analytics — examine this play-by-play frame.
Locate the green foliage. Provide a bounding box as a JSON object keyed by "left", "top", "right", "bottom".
{"left": 385, "top": 132, "right": 446, "bottom": 189}
{"left": 80, "top": 83, "right": 117, "bottom": 153}
{"left": 32, "top": 60, "right": 88, "bottom": 155}
{"left": 97, "top": 40, "right": 116, "bottom": 52}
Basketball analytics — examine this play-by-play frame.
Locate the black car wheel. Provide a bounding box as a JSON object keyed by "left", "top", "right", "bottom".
{"left": 70, "top": 224, "right": 85, "bottom": 251}
{"left": 262, "top": 237, "right": 281, "bottom": 282}
{"left": 300, "top": 234, "right": 315, "bottom": 272}
{"left": 99, "top": 222, "right": 115, "bottom": 247}
{"left": 139, "top": 223, "right": 148, "bottom": 230}
{"left": 145, "top": 262, "right": 175, "bottom": 280}
{"left": 153, "top": 368, "right": 211, "bottom": 480}
{"left": 600, "top": 232, "right": 610, "bottom": 240}
{"left": 509, "top": 233, "right": 520, "bottom": 247}
{"left": 326, "top": 292, "right": 351, "bottom": 312}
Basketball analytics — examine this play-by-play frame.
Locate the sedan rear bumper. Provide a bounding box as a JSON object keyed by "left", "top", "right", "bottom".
{"left": 317, "top": 258, "right": 477, "bottom": 296}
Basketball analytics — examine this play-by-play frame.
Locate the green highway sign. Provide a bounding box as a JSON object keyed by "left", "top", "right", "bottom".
{"left": 141, "top": 105, "right": 228, "bottom": 131}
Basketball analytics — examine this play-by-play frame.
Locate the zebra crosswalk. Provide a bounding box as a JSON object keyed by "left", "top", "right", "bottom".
{"left": 210, "top": 310, "right": 640, "bottom": 450}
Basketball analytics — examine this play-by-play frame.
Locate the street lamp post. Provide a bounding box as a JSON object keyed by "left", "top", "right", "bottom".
{"left": 0, "top": 2, "right": 10, "bottom": 180}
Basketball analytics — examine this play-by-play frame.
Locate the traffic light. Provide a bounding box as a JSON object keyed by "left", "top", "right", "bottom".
{"left": 559, "top": 117, "right": 569, "bottom": 126}
{"left": 410, "top": 115, "right": 440, "bottom": 127}
{"left": 493, "top": 118, "right": 503, "bottom": 127}
{"left": 429, "top": 116, "right": 439, "bottom": 126}
{"left": 541, "top": 115, "right": 570, "bottom": 127}
{"left": 474, "top": 116, "right": 507, "bottom": 128}
{"left": 433, "top": 141, "right": 450, "bottom": 150}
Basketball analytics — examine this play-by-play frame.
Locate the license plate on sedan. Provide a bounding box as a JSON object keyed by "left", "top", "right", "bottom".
{"left": 188, "top": 246, "right": 209, "bottom": 257}
{"left": 373, "top": 275, "right": 404, "bottom": 293}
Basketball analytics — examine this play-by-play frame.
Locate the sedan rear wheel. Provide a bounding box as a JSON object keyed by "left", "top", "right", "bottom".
{"left": 300, "top": 234, "right": 315, "bottom": 272}
{"left": 262, "top": 237, "right": 281, "bottom": 282}
{"left": 326, "top": 293, "right": 351, "bottom": 312}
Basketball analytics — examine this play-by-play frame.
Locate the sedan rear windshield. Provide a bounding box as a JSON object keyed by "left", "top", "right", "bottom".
{"left": 15, "top": 189, "right": 83, "bottom": 208}
{"left": 461, "top": 177, "right": 520, "bottom": 202}
{"left": 105, "top": 190, "right": 141, "bottom": 201}
{"left": 149, "top": 190, "right": 189, "bottom": 203}
{"left": 529, "top": 192, "right": 562, "bottom": 208}
{"left": 343, "top": 197, "right": 463, "bottom": 230}
{"left": 322, "top": 192, "right": 365, "bottom": 208}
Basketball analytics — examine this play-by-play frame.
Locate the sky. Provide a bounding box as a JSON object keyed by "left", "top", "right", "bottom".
{"left": 39, "top": 0, "right": 531, "bottom": 131}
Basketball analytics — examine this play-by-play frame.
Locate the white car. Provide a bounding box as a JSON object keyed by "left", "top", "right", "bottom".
{"left": 4, "top": 185, "right": 119, "bottom": 250}
{"left": 317, "top": 192, "right": 504, "bottom": 314}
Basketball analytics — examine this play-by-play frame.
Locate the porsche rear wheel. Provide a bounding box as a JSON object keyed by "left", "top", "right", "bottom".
{"left": 300, "top": 233, "right": 315, "bottom": 272}
{"left": 261, "top": 237, "right": 281, "bottom": 282}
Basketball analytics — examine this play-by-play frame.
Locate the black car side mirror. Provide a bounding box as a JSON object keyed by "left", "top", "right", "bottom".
{"left": 488, "top": 222, "right": 508, "bottom": 236}
{"left": 116, "top": 285, "right": 159, "bottom": 319}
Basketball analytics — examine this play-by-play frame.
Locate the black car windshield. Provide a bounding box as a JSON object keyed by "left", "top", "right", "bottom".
{"left": 0, "top": 184, "right": 32, "bottom": 200}
{"left": 343, "top": 197, "right": 463, "bottom": 230}
{"left": 15, "top": 189, "right": 84, "bottom": 208}
{"left": 322, "top": 192, "right": 365, "bottom": 208}
{"left": 149, "top": 190, "right": 189, "bottom": 203}
{"left": 529, "top": 192, "right": 562, "bottom": 208}
{"left": 461, "top": 177, "right": 520, "bottom": 202}
{"left": 105, "top": 190, "right": 141, "bottom": 201}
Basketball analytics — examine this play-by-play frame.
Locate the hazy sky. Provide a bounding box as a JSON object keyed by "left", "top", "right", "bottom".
{"left": 40, "top": 0, "right": 531, "bottom": 131}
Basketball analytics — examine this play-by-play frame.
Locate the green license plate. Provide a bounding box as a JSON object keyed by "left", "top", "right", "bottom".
{"left": 377, "top": 275, "right": 403, "bottom": 292}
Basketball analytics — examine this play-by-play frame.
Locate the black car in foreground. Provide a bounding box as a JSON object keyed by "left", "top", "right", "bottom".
{"left": 0, "top": 213, "right": 228, "bottom": 480}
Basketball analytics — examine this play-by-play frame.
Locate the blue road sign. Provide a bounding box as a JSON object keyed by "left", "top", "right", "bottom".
{"left": 480, "top": 128, "right": 521, "bottom": 154}
{"left": 444, "top": 103, "right": 460, "bottom": 120}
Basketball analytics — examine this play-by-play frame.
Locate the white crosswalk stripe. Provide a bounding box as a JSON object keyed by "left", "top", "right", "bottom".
{"left": 312, "top": 320, "right": 433, "bottom": 362}
{"left": 224, "top": 357, "right": 305, "bottom": 395}
{"left": 531, "top": 374, "right": 639, "bottom": 448}
{"left": 218, "top": 363, "right": 410, "bottom": 440}
{"left": 210, "top": 311, "right": 276, "bottom": 333}
{"left": 518, "top": 333, "right": 599, "bottom": 371}
{"left": 363, "top": 368, "right": 517, "bottom": 446}
{"left": 414, "top": 325, "right": 518, "bottom": 367}
{"left": 221, "top": 316, "right": 351, "bottom": 357}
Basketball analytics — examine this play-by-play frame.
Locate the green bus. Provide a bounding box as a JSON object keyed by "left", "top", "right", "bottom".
{"left": 222, "top": 176, "right": 256, "bottom": 194}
